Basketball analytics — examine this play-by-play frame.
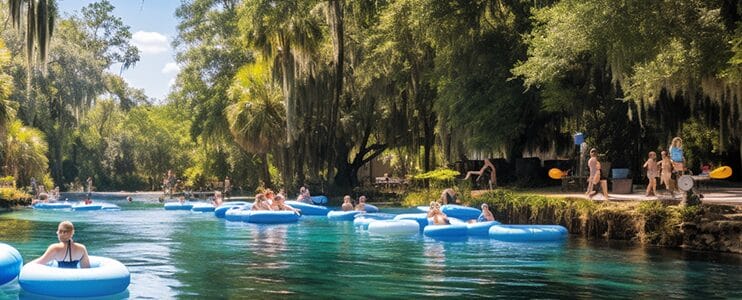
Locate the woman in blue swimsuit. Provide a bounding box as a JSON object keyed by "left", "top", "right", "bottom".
{"left": 32, "top": 221, "right": 90, "bottom": 268}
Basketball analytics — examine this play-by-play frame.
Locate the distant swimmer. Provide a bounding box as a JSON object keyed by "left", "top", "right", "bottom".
{"left": 355, "top": 195, "right": 367, "bottom": 212}
{"left": 341, "top": 195, "right": 354, "bottom": 211}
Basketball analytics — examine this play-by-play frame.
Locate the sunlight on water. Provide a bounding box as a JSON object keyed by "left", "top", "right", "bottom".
{"left": 1, "top": 194, "right": 740, "bottom": 298}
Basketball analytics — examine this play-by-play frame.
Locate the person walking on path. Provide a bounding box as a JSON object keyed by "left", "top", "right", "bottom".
{"left": 643, "top": 151, "right": 659, "bottom": 197}
{"left": 586, "top": 148, "right": 608, "bottom": 199}
{"left": 658, "top": 150, "right": 676, "bottom": 195}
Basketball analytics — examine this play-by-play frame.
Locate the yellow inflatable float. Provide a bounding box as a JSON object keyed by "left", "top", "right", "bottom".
{"left": 548, "top": 168, "right": 566, "bottom": 180}
{"left": 709, "top": 166, "right": 732, "bottom": 179}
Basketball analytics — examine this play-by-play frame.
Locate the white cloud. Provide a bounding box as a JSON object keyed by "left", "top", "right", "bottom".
{"left": 168, "top": 78, "right": 176, "bottom": 87}
{"left": 161, "top": 62, "right": 180, "bottom": 74}
{"left": 132, "top": 31, "right": 169, "bottom": 54}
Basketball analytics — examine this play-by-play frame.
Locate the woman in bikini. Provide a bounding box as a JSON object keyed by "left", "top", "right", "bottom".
{"left": 32, "top": 221, "right": 90, "bottom": 268}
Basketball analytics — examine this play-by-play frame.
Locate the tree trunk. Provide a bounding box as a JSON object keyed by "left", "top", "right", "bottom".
{"left": 326, "top": 0, "right": 345, "bottom": 182}
{"left": 259, "top": 152, "right": 273, "bottom": 188}
{"left": 281, "top": 145, "right": 291, "bottom": 189}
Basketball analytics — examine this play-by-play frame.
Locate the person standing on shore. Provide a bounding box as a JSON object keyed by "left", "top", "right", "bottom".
{"left": 643, "top": 151, "right": 659, "bottom": 197}
{"left": 669, "top": 137, "right": 685, "bottom": 175}
{"left": 586, "top": 148, "right": 599, "bottom": 198}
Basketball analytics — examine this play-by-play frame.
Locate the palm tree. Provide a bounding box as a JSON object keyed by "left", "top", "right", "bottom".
{"left": 4, "top": 120, "right": 49, "bottom": 186}
{"left": 238, "top": 0, "right": 323, "bottom": 188}
{"left": 0, "top": 42, "right": 17, "bottom": 136}
{"left": 226, "top": 59, "right": 285, "bottom": 187}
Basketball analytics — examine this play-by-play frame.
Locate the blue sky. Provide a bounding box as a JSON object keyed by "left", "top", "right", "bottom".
{"left": 58, "top": 0, "right": 181, "bottom": 101}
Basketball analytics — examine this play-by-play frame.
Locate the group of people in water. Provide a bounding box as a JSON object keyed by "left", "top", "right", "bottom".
{"left": 251, "top": 189, "right": 300, "bottom": 213}
{"left": 428, "top": 189, "right": 496, "bottom": 225}
{"left": 341, "top": 195, "right": 370, "bottom": 212}
{"left": 33, "top": 186, "right": 498, "bottom": 269}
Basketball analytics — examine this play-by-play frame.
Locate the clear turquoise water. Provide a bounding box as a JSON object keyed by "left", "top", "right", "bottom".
{"left": 1, "top": 195, "right": 741, "bottom": 299}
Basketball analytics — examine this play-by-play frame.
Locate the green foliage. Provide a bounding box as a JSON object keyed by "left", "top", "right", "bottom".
{"left": 0, "top": 176, "right": 14, "bottom": 187}
{"left": 636, "top": 200, "right": 683, "bottom": 245}
{"left": 4, "top": 120, "right": 50, "bottom": 186}
{"left": 0, "top": 41, "right": 16, "bottom": 134}
{"left": 680, "top": 119, "right": 721, "bottom": 170}
{"left": 410, "top": 169, "right": 459, "bottom": 188}
{"left": 401, "top": 189, "right": 442, "bottom": 207}
{"left": 0, "top": 187, "right": 31, "bottom": 207}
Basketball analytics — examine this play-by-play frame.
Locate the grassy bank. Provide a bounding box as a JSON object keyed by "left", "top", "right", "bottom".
{"left": 0, "top": 187, "right": 32, "bottom": 209}
{"left": 402, "top": 188, "right": 741, "bottom": 253}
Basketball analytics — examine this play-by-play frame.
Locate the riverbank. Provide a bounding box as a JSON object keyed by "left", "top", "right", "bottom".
{"left": 463, "top": 189, "right": 742, "bottom": 254}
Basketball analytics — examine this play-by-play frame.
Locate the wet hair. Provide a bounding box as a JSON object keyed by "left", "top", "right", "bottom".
{"left": 274, "top": 194, "right": 285, "bottom": 201}
{"left": 59, "top": 221, "right": 74, "bottom": 232}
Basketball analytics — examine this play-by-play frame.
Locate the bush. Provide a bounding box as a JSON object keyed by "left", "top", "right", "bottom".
{"left": 0, "top": 187, "right": 32, "bottom": 208}
{"left": 401, "top": 189, "right": 443, "bottom": 207}
{"left": 409, "top": 169, "right": 460, "bottom": 188}
{"left": 0, "top": 176, "right": 15, "bottom": 188}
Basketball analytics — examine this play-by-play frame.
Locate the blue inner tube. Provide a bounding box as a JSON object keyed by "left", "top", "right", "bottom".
{"left": 285, "top": 201, "right": 329, "bottom": 216}
{"left": 191, "top": 203, "right": 215, "bottom": 212}
{"left": 354, "top": 213, "right": 396, "bottom": 220}
{"left": 353, "top": 217, "right": 375, "bottom": 229}
{"left": 224, "top": 206, "right": 251, "bottom": 222}
{"left": 361, "top": 204, "right": 380, "bottom": 213}
{"left": 72, "top": 203, "right": 103, "bottom": 211}
{"left": 245, "top": 211, "right": 300, "bottom": 224}
{"left": 19, "top": 256, "right": 130, "bottom": 298}
{"left": 311, "top": 195, "right": 328, "bottom": 205}
{"left": 33, "top": 202, "right": 72, "bottom": 210}
{"left": 71, "top": 202, "right": 120, "bottom": 211}
{"left": 423, "top": 224, "right": 468, "bottom": 239}
{"left": 327, "top": 210, "right": 361, "bottom": 221}
{"left": 488, "top": 225, "right": 568, "bottom": 242}
{"left": 441, "top": 205, "right": 482, "bottom": 221}
{"left": 367, "top": 220, "right": 420, "bottom": 235}
{"left": 0, "top": 243, "right": 22, "bottom": 286}
{"left": 164, "top": 202, "right": 194, "bottom": 210}
{"left": 100, "top": 203, "right": 121, "bottom": 210}
{"left": 352, "top": 213, "right": 396, "bottom": 229}
{"left": 466, "top": 221, "right": 501, "bottom": 236}
{"left": 393, "top": 213, "right": 430, "bottom": 230}
{"left": 214, "top": 202, "right": 250, "bottom": 218}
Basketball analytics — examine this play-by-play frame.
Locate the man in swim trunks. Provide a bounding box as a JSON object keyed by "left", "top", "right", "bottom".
{"left": 32, "top": 221, "right": 90, "bottom": 268}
